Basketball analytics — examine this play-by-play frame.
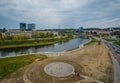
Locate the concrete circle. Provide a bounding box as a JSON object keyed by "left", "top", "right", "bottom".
{"left": 44, "top": 62, "right": 74, "bottom": 77}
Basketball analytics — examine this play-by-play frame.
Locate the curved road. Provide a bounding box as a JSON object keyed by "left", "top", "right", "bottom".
{"left": 94, "top": 37, "right": 120, "bottom": 83}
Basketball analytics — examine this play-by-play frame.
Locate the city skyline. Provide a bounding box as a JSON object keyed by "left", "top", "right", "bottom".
{"left": 0, "top": 0, "right": 120, "bottom": 29}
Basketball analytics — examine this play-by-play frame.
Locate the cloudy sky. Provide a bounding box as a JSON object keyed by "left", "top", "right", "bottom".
{"left": 0, "top": 0, "right": 120, "bottom": 29}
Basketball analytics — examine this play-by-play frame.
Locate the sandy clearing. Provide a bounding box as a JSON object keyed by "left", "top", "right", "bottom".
{"left": 0, "top": 43, "right": 114, "bottom": 83}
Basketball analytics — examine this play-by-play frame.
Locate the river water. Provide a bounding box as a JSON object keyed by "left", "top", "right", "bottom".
{"left": 0, "top": 38, "right": 89, "bottom": 58}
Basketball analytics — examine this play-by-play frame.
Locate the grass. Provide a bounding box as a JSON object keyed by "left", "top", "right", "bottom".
{"left": 0, "top": 42, "right": 58, "bottom": 49}
{"left": 104, "top": 39, "right": 116, "bottom": 42}
{"left": 0, "top": 37, "right": 73, "bottom": 49}
{"left": 0, "top": 54, "right": 47, "bottom": 78}
{"left": 84, "top": 37, "right": 97, "bottom": 46}
{"left": 104, "top": 39, "right": 120, "bottom": 46}
{"left": 114, "top": 42, "right": 120, "bottom": 46}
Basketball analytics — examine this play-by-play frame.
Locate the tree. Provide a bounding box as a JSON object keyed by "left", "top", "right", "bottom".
{"left": 48, "top": 32, "right": 54, "bottom": 37}
{"left": 12, "top": 35, "right": 25, "bottom": 43}
{"left": 32, "top": 30, "right": 39, "bottom": 40}
{"left": 0, "top": 33, "right": 2, "bottom": 40}
{"left": 38, "top": 32, "right": 45, "bottom": 38}
{"left": 46, "top": 32, "right": 54, "bottom": 37}
{"left": 2, "top": 28, "right": 7, "bottom": 33}
{"left": 0, "top": 33, "right": 5, "bottom": 42}
{"left": 98, "top": 41, "right": 101, "bottom": 45}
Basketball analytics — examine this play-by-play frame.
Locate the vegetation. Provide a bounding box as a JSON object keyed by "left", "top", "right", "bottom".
{"left": 84, "top": 37, "right": 97, "bottom": 46}
{"left": 104, "top": 39, "right": 120, "bottom": 46}
{"left": 58, "top": 30, "right": 78, "bottom": 36}
{"left": 0, "top": 30, "right": 74, "bottom": 49}
{"left": 1, "top": 31, "right": 56, "bottom": 41}
{"left": 12, "top": 35, "right": 26, "bottom": 43}
{"left": 114, "top": 42, "right": 120, "bottom": 46}
{"left": 0, "top": 33, "right": 5, "bottom": 42}
{"left": 32, "top": 31, "right": 55, "bottom": 40}
{"left": 0, "top": 36, "right": 73, "bottom": 49}
{"left": 104, "top": 39, "right": 116, "bottom": 42}
{"left": 0, "top": 54, "right": 47, "bottom": 78}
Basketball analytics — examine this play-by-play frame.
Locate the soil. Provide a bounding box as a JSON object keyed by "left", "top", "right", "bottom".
{"left": 0, "top": 43, "right": 114, "bottom": 83}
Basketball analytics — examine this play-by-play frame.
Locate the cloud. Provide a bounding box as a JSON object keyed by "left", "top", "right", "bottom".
{"left": 0, "top": 0, "right": 120, "bottom": 29}
{"left": 83, "top": 18, "right": 120, "bottom": 28}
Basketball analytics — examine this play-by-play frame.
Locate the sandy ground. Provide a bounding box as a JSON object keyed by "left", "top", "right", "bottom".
{"left": 0, "top": 43, "right": 114, "bottom": 83}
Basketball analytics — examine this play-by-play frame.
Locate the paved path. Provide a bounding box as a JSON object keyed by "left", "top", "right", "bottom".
{"left": 80, "top": 75, "right": 104, "bottom": 83}
{"left": 105, "top": 43, "right": 120, "bottom": 83}
{"left": 44, "top": 62, "right": 74, "bottom": 77}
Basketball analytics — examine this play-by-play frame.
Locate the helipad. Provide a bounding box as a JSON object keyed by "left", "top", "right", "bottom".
{"left": 44, "top": 62, "right": 75, "bottom": 77}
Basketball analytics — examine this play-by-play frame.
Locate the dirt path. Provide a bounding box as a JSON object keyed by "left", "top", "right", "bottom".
{"left": 0, "top": 43, "right": 114, "bottom": 83}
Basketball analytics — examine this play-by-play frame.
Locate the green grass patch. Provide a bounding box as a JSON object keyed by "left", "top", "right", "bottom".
{"left": 0, "top": 54, "right": 47, "bottom": 78}
{"left": 113, "top": 41, "right": 120, "bottom": 46}
{"left": 0, "top": 42, "right": 57, "bottom": 49}
{"left": 84, "top": 37, "right": 97, "bottom": 46}
{"left": 104, "top": 39, "right": 116, "bottom": 42}
{"left": 0, "top": 37, "right": 73, "bottom": 49}
{"left": 104, "top": 39, "right": 120, "bottom": 46}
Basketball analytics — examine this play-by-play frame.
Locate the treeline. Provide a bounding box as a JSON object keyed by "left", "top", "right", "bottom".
{"left": 0, "top": 32, "right": 73, "bottom": 46}
{"left": 32, "top": 31, "right": 55, "bottom": 39}
{"left": 0, "top": 32, "right": 55, "bottom": 41}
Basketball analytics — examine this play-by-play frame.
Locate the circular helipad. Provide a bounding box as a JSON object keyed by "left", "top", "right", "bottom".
{"left": 44, "top": 62, "right": 74, "bottom": 77}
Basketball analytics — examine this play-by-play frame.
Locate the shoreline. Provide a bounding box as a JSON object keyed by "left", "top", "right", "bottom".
{"left": 0, "top": 37, "right": 73, "bottom": 50}
{"left": 0, "top": 42, "right": 113, "bottom": 83}
{"left": 0, "top": 39, "right": 90, "bottom": 59}
{"left": 64, "top": 37, "right": 95, "bottom": 52}
{"left": 0, "top": 41, "right": 57, "bottom": 49}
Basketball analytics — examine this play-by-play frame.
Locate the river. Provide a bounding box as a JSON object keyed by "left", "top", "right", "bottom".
{"left": 0, "top": 38, "right": 89, "bottom": 58}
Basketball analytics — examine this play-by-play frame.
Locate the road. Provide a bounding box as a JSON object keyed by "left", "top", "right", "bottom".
{"left": 94, "top": 37, "right": 120, "bottom": 83}
{"left": 104, "top": 41, "right": 120, "bottom": 83}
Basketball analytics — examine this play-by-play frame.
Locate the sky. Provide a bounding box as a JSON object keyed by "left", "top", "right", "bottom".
{"left": 0, "top": 0, "right": 120, "bottom": 29}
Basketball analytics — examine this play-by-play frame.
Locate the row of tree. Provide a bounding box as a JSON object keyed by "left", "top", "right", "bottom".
{"left": 32, "top": 31, "right": 55, "bottom": 40}
{"left": 0, "top": 31, "right": 55, "bottom": 42}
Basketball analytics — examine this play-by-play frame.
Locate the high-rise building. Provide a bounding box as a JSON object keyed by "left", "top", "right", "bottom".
{"left": 28, "top": 24, "right": 35, "bottom": 31}
{"left": 20, "top": 23, "right": 26, "bottom": 31}
{"left": 78, "top": 27, "right": 84, "bottom": 33}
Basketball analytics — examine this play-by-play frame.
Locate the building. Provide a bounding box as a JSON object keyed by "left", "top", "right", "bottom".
{"left": 28, "top": 24, "right": 35, "bottom": 31}
{"left": 90, "top": 30, "right": 111, "bottom": 35}
{"left": 20, "top": 23, "right": 26, "bottom": 31}
{"left": 8, "top": 29, "right": 20, "bottom": 33}
{"left": 0, "top": 28, "right": 7, "bottom": 33}
{"left": 3, "top": 31, "right": 32, "bottom": 38}
{"left": 77, "top": 27, "right": 84, "bottom": 33}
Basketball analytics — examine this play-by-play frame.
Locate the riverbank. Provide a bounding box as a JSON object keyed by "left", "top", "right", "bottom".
{"left": 83, "top": 37, "right": 97, "bottom": 46}
{"left": 65, "top": 37, "right": 96, "bottom": 52}
{"left": 0, "top": 54, "right": 47, "bottom": 78}
{"left": 0, "top": 43, "right": 113, "bottom": 83}
{"left": 0, "top": 37, "right": 73, "bottom": 49}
